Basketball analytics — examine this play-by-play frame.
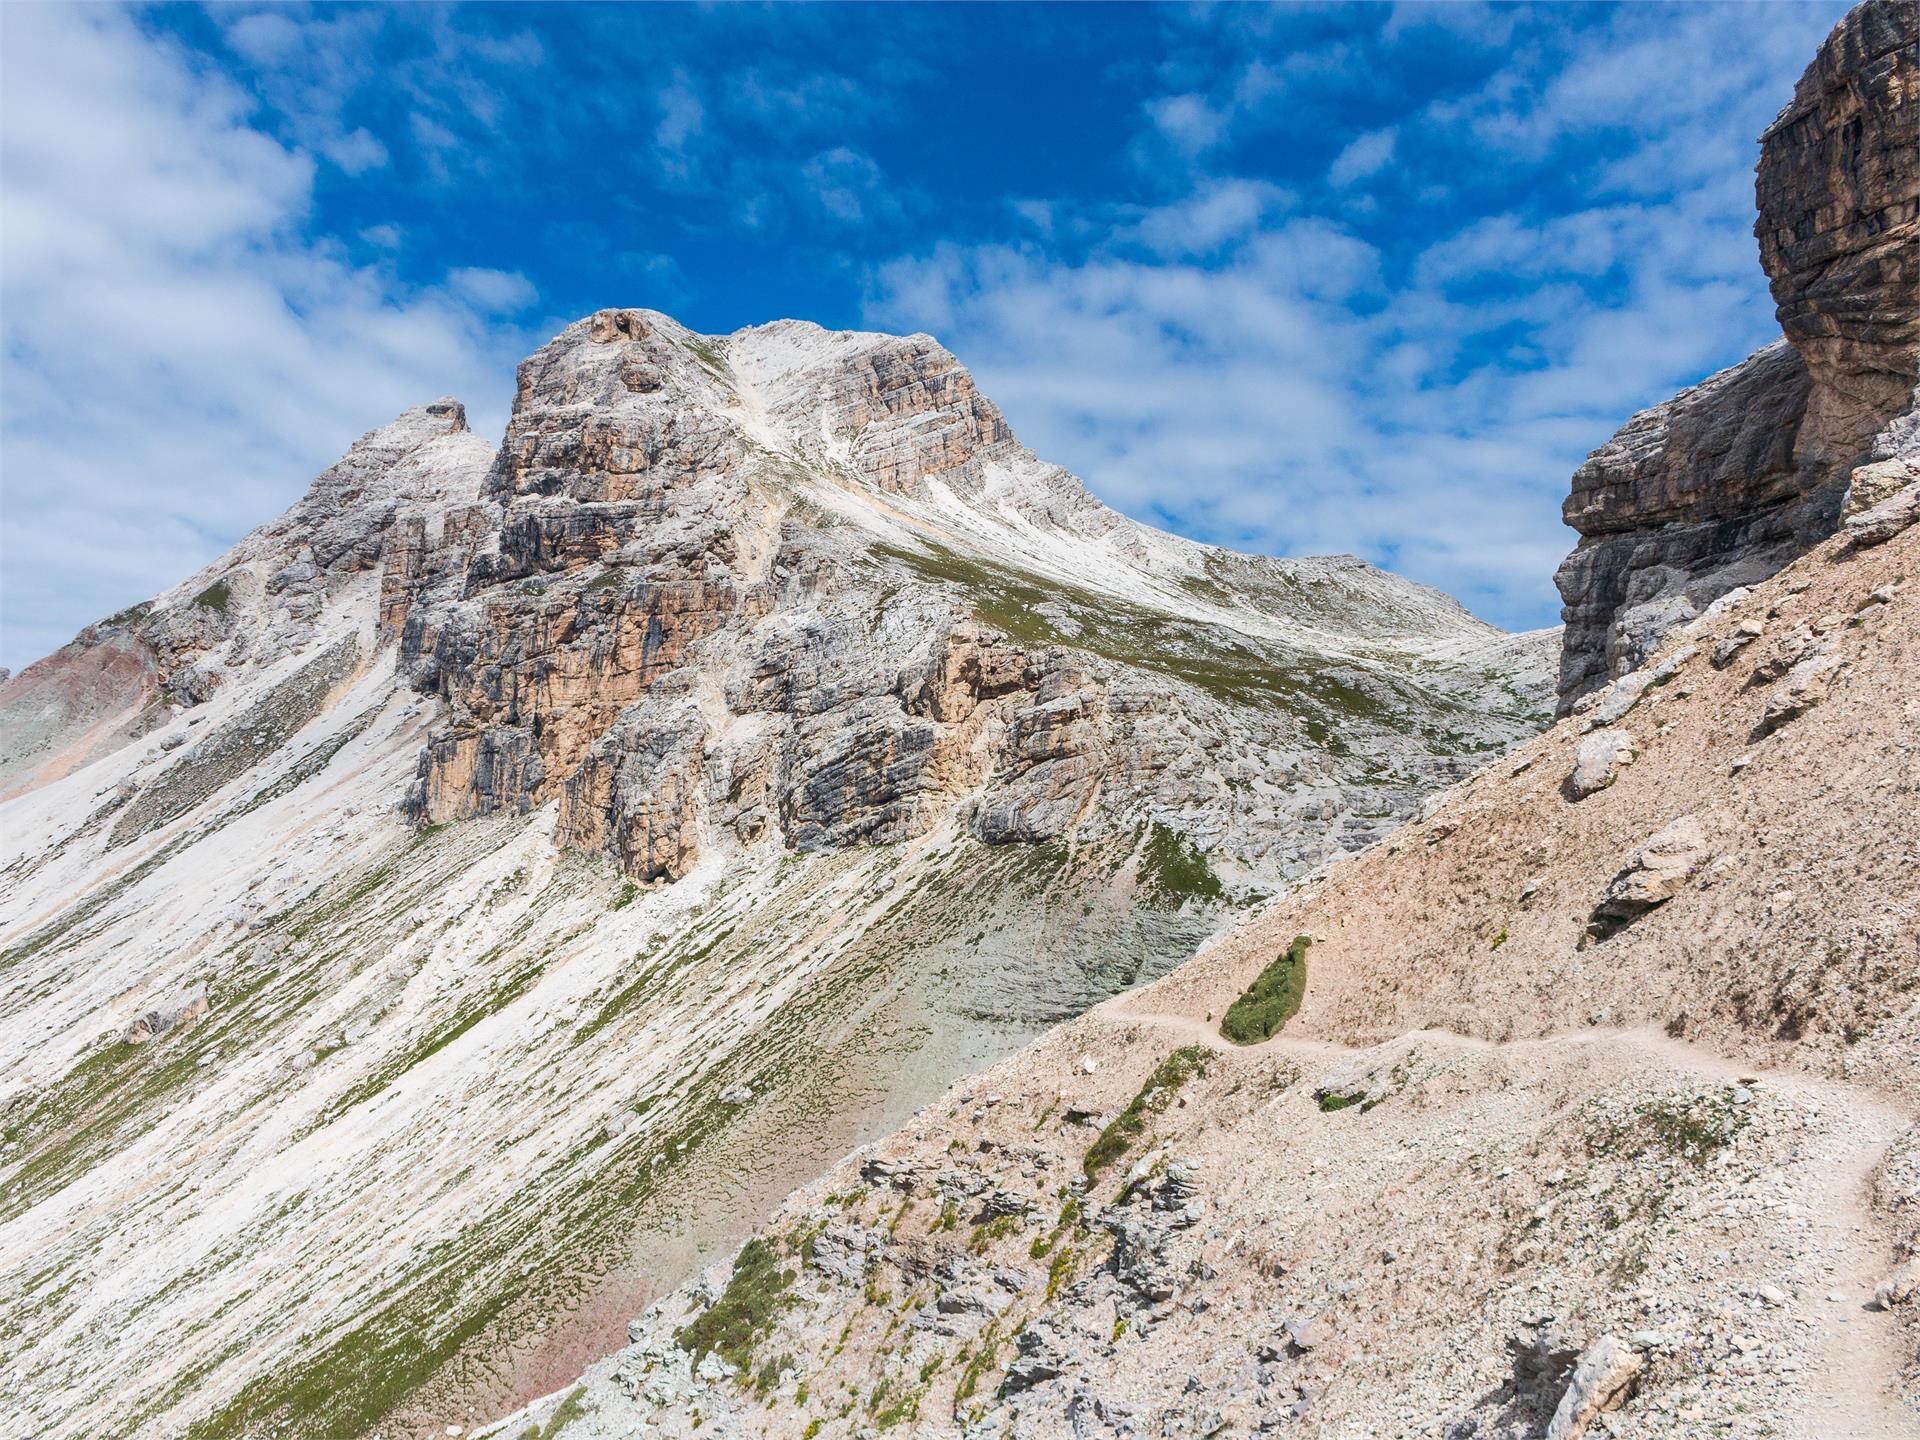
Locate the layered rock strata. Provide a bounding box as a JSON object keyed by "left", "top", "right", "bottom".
{"left": 1554, "top": 0, "right": 1917, "bottom": 709}
{"left": 390, "top": 309, "right": 1555, "bottom": 882}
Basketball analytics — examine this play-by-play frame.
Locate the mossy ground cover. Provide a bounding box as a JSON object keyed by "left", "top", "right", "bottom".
{"left": 1219, "top": 934, "right": 1311, "bottom": 1045}
{"left": 1083, "top": 1044, "right": 1211, "bottom": 1179}
{"left": 1137, "top": 823, "right": 1224, "bottom": 906}
{"left": 1587, "top": 1091, "right": 1752, "bottom": 1169}
{"left": 871, "top": 541, "right": 1400, "bottom": 725}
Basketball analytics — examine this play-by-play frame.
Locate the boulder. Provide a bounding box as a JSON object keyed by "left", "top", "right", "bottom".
{"left": 1545, "top": 1335, "right": 1642, "bottom": 1440}
{"left": 1756, "top": 647, "right": 1842, "bottom": 736}
{"left": 124, "top": 982, "right": 209, "bottom": 1044}
{"left": 1591, "top": 816, "right": 1709, "bottom": 935}
{"left": 1568, "top": 729, "right": 1634, "bottom": 800}
{"left": 1846, "top": 479, "right": 1920, "bottom": 547}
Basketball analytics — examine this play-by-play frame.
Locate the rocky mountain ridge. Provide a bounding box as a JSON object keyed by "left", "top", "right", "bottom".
{"left": 0, "top": 303, "right": 1550, "bottom": 1440}
{"left": 485, "top": 348, "right": 1920, "bottom": 1440}
{"left": 473, "top": 8, "right": 1920, "bottom": 1438}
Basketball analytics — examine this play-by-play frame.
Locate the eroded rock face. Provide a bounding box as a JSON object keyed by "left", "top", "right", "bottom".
{"left": 396, "top": 310, "right": 1554, "bottom": 883}
{"left": 1554, "top": 0, "right": 1917, "bottom": 711}
{"left": 1756, "top": 0, "right": 1920, "bottom": 452}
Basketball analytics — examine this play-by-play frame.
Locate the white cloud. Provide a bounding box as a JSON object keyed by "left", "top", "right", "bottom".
{"left": 654, "top": 72, "right": 705, "bottom": 179}
{"left": 1134, "top": 178, "right": 1291, "bottom": 257}
{"left": 448, "top": 266, "right": 538, "bottom": 313}
{"left": 1328, "top": 127, "right": 1396, "bottom": 187}
{"left": 802, "top": 146, "right": 899, "bottom": 226}
{"left": 322, "top": 126, "right": 389, "bottom": 175}
{"left": 1146, "top": 93, "right": 1226, "bottom": 156}
{"left": 0, "top": 4, "right": 527, "bottom": 669}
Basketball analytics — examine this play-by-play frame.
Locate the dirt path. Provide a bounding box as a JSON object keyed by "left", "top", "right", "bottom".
{"left": 1094, "top": 999, "right": 1920, "bottom": 1437}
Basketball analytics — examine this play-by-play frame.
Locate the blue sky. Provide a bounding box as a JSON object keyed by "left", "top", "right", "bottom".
{"left": 0, "top": 1, "right": 1852, "bottom": 670}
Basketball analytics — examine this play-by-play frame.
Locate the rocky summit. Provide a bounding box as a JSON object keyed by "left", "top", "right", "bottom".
{"left": 0, "top": 295, "right": 1548, "bottom": 1439}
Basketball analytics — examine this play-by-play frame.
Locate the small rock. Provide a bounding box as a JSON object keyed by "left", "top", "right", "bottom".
{"left": 1756, "top": 647, "right": 1841, "bottom": 736}
{"left": 1711, "top": 619, "right": 1765, "bottom": 669}
{"left": 1283, "top": 1313, "right": 1330, "bottom": 1351}
{"left": 1582, "top": 671, "right": 1653, "bottom": 731}
{"left": 1873, "top": 1258, "right": 1920, "bottom": 1309}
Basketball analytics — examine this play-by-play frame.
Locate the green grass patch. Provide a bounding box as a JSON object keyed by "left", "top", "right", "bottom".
{"left": 192, "top": 579, "right": 232, "bottom": 613}
{"left": 1219, "top": 935, "right": 1310, "bottom": 1045}
{"left": 1138, "top": 823, "right": 1224, "bottom": 905}
{"left": 517, "top": 1385, "right": 589, "bottom": 1439}
{"left": 951, "top": 1320, "right": 1003, "bottom": 1412}
{"left": 1318, "top": 1092, "right": 1361, "bottom": 1113}
{"left": 1083, "top": 1044, "right": 1210, "bottom": 1178}
{"left": 674, "top": 1237, "right": 796, "bottom": 1371}
{"left": 99, "top": 599, "right": 154, "bottom": 629}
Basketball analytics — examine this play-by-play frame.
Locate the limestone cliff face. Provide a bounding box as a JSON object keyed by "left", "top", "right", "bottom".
{"left": 393, "top": 310, "right": 1553, "bottom": 883}
{"left": 1554, "top": 0, "right": 1917, "bottom": 710}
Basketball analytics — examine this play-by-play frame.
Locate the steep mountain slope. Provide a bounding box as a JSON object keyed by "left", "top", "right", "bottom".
{"left": 493, "top": 410, "right": 1920, "bottom": 1440}
{"left": 0, "top": 317, "right": 1550, "bottom": 1440}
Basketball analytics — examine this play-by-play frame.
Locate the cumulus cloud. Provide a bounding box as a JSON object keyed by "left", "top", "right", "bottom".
{"left": 1134, "top": 179, "right": 1292, "bottom": 258}
{"left": 0, "top": 4, "right": 527, "bottom": 669}
{"left": 865, "top": 1, "right": 1851, "bottom": 631}
{"left": 1328, "top": 127, "right": 1395, "bottom": 187}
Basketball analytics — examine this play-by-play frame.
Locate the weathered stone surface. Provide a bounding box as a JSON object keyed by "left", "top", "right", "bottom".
{"left": 1568, "top": 729, "right": 1634, "bottom": 800}
{"left": 1756, "top": 646, "right": 1843, "bottom": 736}
{"left": 1554, "top": 2, "right": 1917, "bottom": 711}
{"left": 1757, "top": 0, "right": 1920, "bottom": 450}
{"left": 391, "top": 309, "right": 1553, "bottom": 883}
{"left": 1847, "top": 477, "right": 1920, "bottom": 546}
{"left": 124, "top": 982, "right": 209, "bottom": 1044}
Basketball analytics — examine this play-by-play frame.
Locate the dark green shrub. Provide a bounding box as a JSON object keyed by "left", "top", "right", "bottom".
{"left": 1083, "top": 1045, "right": 1210, "bottom": 1178}
{"left": 1219, "top": 935, "right": 1310, "bottom": 1044}
{"left": 674, "top": 1237, "right": 795, "bottom": 1370}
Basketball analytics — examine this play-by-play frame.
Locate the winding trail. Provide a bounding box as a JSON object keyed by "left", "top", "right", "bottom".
{"left": 1093, "top": 998, "right": 1920, "bottom": 1439}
